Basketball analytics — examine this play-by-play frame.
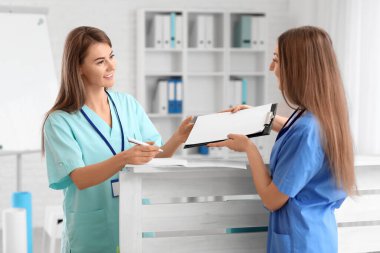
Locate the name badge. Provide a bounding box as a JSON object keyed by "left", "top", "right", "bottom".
{"left": 111, "top": 178, "right": 120, "bottom": 198}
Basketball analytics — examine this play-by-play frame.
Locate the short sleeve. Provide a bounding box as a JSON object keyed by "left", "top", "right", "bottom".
{"left": 133, "top": 98, "right": 163, "bottom": 146}
{"left": 272, "top": 124, "right": 324, "bottom": 198}
{"left": 44, "top": 113, "right": 85, "bottom": 190}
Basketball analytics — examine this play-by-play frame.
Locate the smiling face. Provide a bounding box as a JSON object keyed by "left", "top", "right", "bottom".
{"left": 80, "top": 42, "right": 116, "bottom": 89}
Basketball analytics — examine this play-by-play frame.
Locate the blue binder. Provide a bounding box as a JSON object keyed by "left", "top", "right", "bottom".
{"left": 242, "top": 78, "right": 247, "bottom": 104}
{"left": 174, "top": 79, "right": 183, "bottom": 113}
{"left": 168, "top": 79, "right": 176, "bottom": 113}
{"left": 170, "top": 13, "right": 176, "bottom": 48}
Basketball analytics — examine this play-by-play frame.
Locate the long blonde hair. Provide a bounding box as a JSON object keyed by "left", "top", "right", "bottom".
{"left": 42, "top": 26, "right": 112, "bottom": 152}
{"left": 278, "top": 26, "right": 356, "bottom": 195}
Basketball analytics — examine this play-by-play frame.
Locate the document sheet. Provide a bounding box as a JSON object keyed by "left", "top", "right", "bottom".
{"left": 185, "top": 103, "right": 276, "bottom": 148}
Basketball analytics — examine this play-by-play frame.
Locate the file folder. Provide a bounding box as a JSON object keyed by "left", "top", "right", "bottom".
{"left": 235, "top": 15, "right": 251, "bottom": 48}
{"left": 170, "top": 12, "right": 176, "bottom": 48}
{"left": 174, "top": 79, "right": 183, "bottom": 113}
{"left": 205, "top": 15, "right": 214, "bottom": 49}
{"left": 163, "top": 15, "right": 171, "bottom": 49}
{"left": 258, "top": 16, "right": 267, "bottom": 50}
{"left": 242, "top": 79, "right": 247, "bottom": 104}
{"left": 192, "top": 15, "right": 206, "bottom": 48}
{"left": 167, "top": 79, "right": 176, "bottom": 113}
{"left": 152, "top": 15, "right": 163, "bottom": 48}
{"left": 175, "top": 15, "right": 182, "bottom": 48}
{"left": 184, "top": 103, "right": 277, "bottom": 148}
{"left": 251, "top": 16, "right": 259, "bottom": 48}
{"left": 152, "top": 80, "right": 168, "bottom": 114}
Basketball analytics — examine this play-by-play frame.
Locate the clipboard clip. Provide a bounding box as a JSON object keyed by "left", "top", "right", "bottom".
{"left": 264, "top": 112, "right": 274, "bottom": 126}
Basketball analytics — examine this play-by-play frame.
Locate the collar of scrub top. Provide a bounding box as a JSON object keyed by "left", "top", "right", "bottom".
{"left": 275, "top": 107, "right": 306, "bottom": 142}
{"left": 80, "top": 90, "right": 125, "bottom": 156}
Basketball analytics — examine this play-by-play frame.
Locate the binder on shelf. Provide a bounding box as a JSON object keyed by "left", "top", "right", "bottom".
{"left": 152, "top": 80, "right": 168, "bottom": 114}
{"left": 167, "top": 79, "right": 176, "bottom": 113}
{"left": 170, "top": 12, "right": 176, "bottom": 48}
{"left": 163, "top": 15, "right": 171, "bottom": 49}
{"left": 258, "top": 16, "right": 267, "bottom": 50}
{"left": 175, "top": 15, "right": 182, "bottom": 48}
{"left": 251, "top": 16, "right": 259, "bottom": 48}
{"left": 174, "top": 79, "right": 183, "bottom": 113}
{"left": 191, "top": 15, "right": 206, "bottom": 48}
{"left": 234, "top": 15, "right": 251, "bottom": 48}
{"left": 228, "top": 78, "right": 247, "bottom": 107}
{"left": 152, "top": 15, "right": 163, "bottom": 48}
{"left": 242, "top": 79, "right": 247, "bottom": 104}
{"left": 184, "top": 103, "right": 277, "bottom": 148}
{"left": 205, "top": 15, "right": 214, "bottom": 49}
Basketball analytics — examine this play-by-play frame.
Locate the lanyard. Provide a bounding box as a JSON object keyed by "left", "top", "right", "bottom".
{"left": 80, "top": 90, "right": 125, "bottom": 156}
{"left": 275, "top": 108, "right": 305, "bottom": 141}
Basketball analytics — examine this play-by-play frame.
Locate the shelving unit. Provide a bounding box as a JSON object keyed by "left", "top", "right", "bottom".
{"left": 137, "top": 9, "right": 269, "bottom": 157}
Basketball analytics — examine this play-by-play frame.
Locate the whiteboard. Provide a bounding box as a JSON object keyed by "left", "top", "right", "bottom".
{"left": 0, "top": 12, "right": 58, "bottom": 151}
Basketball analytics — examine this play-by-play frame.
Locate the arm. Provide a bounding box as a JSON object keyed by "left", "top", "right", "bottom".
{"left": 156, "top": 116, "right": 194, "bottom": 158}
{"left": 70, "top": 145, "right": 160, "bottom": 190}
{"left": 245, "top": 142, "right": 289, "bottom": 211}
{"left": 208, "top": 134, "right": 289, "bottom": 211}
{"left": 272, "top": 115, "right": 288, "bottom": 133}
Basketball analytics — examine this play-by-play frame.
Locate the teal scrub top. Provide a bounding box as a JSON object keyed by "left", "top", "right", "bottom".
{"left": 268, "top": 112, "right": 346, "bottom": 253}
{"left": 44, "top": 91, "right": 162, "bottom": 253}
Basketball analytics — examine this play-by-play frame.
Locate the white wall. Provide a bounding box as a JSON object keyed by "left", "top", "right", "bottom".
{"left": 0, "top": 0, "right": 295, "bottom": 229}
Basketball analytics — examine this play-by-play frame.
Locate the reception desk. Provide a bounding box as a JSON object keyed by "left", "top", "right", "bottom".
{"left": 119, "top": 157, "right": 380, "bottom": 253}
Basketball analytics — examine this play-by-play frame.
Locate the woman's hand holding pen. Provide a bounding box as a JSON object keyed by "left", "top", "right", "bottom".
{"left": 121, "top": 143, "right": 161, "bottom": 165}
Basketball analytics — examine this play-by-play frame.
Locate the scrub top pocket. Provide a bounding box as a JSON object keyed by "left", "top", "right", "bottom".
{"left": 270, "top": 231, "right": 292, "bottom": 253}
{"left": 68, "top": 209, "right": 113, "bottom": 253}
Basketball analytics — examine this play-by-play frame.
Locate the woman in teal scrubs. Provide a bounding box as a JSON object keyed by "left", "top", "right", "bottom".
{"left": 209, "top": 26, "right": 356, "bottom": 252}
{"left": 42, "top": 26, "right": 193, "bottom": 253}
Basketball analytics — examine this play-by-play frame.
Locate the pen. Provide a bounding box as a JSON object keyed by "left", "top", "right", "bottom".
{"left": 127, "top": 138, "right": 163, "bottom": 152}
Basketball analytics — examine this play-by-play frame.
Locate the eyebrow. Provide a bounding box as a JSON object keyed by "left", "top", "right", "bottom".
{"left": 94, "top": 51, "right": 114, "bottom": 62}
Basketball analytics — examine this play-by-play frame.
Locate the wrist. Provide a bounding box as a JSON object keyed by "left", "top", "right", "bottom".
{"left": 173, "top": 131, "right": 184, "bottom": 144}
{"left": 245, "top": 141, "right": 257, "bottom": 153}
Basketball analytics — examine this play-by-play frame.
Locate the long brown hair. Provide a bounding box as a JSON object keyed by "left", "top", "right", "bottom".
{"left": 42, "top": 26, "right": 112, "bottom": 153}
{"left": 278, "top": 26, "right": 356, "bottom": 195}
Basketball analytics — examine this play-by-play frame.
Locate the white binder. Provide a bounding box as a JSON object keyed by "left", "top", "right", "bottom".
{"left": 152, "top": 80, "right": 168, "bottom": 114}
{"left": 153, "top": 15, "right": 163, "bottom": 48}
{"left": 195, "top": 15, "right": 206, "bottom": 48}
{"left": 205, "top": 15, "right": 214, "bottom": 49}
{"left": 251, "top": 16, "right": 259, "bottom": 49}
{"left": 258, "top": 16, "right": 267, "bottom": 50}
{"left": 162, "top": 15, "right": 171, "bottom": 49}
{"left": 175, "top": 15, "right": 182, "bottom": 49}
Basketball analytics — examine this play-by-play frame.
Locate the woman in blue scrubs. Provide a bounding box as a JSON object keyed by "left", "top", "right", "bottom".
{"left": 209, "top": 26, "right": 356, "bottom": 252}
{"left": 42, "top": 26, "right": 193, "bottom": 253}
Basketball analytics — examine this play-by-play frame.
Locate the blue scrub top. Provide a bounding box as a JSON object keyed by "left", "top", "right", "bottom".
{"left": 268, "top": 112, "right": 346, "bottom": 253}
{"left": 44, "top": 91, "right": 162, "bottom": 253}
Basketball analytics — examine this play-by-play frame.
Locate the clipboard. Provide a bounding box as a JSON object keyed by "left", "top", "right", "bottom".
{"left": 184, "top": 103, "right": 277, "bottom": 149}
